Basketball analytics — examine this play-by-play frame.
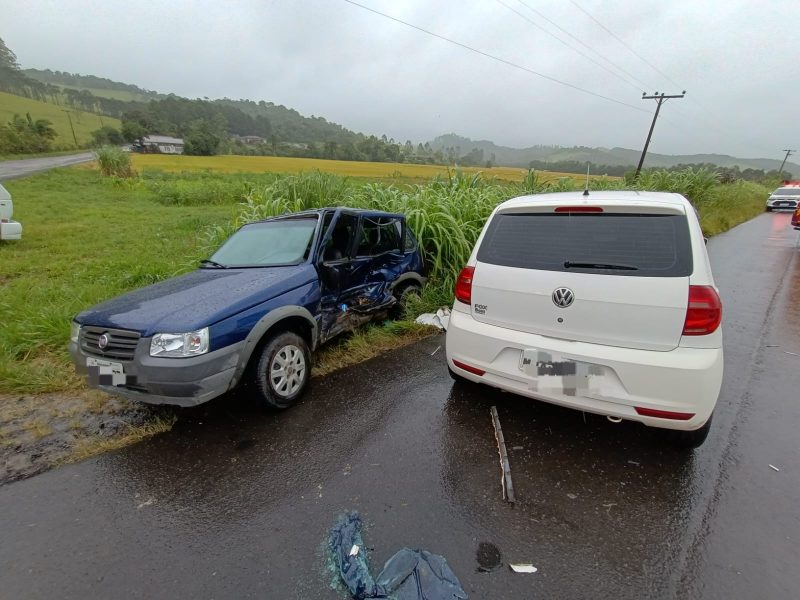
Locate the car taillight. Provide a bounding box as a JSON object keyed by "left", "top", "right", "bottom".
{"left": 455, "top": 266, "right": 475, "bottom": 305}
{"left": 792, "top": 208, "right": 800, "bottom": 227}
{"left": 683, "top": 285, "right": 722, "bottom": 336}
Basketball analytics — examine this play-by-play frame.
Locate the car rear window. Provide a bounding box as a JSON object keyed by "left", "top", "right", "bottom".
{"left": 774, "top": 188, "right": 800, "bottom": 196}
{"left": 477, "top": 213, "right": 693, "bottom": 277}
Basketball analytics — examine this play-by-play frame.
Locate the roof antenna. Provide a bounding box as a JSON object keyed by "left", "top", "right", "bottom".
{"left": 583, "top": 162, "right": 590, "bottom": 196}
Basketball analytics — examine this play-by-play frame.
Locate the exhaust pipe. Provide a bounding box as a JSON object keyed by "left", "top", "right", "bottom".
{"left": 607, "top": 415, "right": 622, "bottom": 424}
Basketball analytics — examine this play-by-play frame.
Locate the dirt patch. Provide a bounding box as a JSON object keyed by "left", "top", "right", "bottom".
{"left": 0, "top": 390, "right": 175, "bottom": 485}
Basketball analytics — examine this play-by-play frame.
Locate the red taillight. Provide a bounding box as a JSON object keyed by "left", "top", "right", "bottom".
{"left": 792, "top": 208, "right": 800, "bottom": 227}
{"left": 452, "top": 359, "right": 485, "bottom": 376}
{"left": 554, "top": 206, "right": 604, "bottom": 213}
{"left": 635, "top": 407, "right": 695, "bottom": 420}
{"left": 455, "top": 265, "right": 475, "bottom": 305}
{"left": 682, "top": 285, "right": 722, "bottom": 336}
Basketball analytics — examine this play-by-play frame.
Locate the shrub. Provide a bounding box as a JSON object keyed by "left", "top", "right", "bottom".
{"left": 95, "top": 146, "right": 134, "bottom": 178}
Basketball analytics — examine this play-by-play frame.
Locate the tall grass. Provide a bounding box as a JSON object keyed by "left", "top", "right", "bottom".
{"left": 203, "top": 167, "right": 770, "bottom": 310}
{"left": 94, "top": 146, "right": 134, "bottom": 178}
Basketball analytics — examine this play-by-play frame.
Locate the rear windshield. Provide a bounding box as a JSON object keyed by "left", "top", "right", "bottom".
{"left": 477, "top": 213, "right": 693, "bottom": 277}
{"left": 773, "top": 188, "right": 800, "bottom": 196}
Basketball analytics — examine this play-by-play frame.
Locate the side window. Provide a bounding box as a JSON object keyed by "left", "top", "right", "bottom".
{"left": 323, "top": 214, "right": 358, "bottom": 262}
{"left": 356, "top": 217, "right": 402, "bottom": 257}
{"left": 404, "top": 226, "right": 418, "bottom": 252}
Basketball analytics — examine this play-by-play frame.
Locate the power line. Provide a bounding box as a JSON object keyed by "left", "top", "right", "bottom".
{"left": 567, "top": 0, "right": 683, "bottom": 89}
{"left": 513, "top": 0, "right": 656, "bottom": 92}
{"left": 340, "top": 0, "right": 651, "bottom": 114}
{"left": 495, "top": 0, "right": 643, "bottom": 94}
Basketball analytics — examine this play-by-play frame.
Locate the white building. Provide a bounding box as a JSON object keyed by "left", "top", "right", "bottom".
{"left": 140, "top": 135, "right": 184, "bottom": 154}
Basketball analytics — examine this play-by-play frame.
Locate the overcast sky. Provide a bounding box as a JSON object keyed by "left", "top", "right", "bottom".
{"left": 3, "top": 0, "right": 797, "bottom": 158}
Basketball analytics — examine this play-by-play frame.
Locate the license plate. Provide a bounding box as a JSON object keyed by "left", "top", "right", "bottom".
{"left": 520, "top": 348, "right": 600, "bottom": 396}
{"left": 86, "top": 357, "right": 126, "bottom": 386}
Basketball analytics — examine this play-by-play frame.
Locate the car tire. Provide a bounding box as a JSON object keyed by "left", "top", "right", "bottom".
{"left": 766, "top": 206, "right": 773, "bottom": 212}
{"left": 663, "top": 413, "right": 713, "bottom": 449}
{"left": 390, "top": 283, "right": 421, "bottom": 319}
{"left": 252, "top": 331, "right": 311, "bottom": 410}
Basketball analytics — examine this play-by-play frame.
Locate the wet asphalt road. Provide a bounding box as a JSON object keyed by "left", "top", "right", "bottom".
{"left": 0, "top": 152, "right": 94, "bottom": 181}
{"left": 1, "top": 212, "right": 799, "bottom": 599}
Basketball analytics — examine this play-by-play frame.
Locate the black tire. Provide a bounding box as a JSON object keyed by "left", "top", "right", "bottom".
{"left": 766, "top": 206, "right": 773, "bottom": 212}
{"left": 663, "top": 413, "right": 713, "bottom": 449}
{"left": 390, "top": 283, "right": 421, "bottom": 319}
{"left": 252, "top": 331, "right": 311, "bottom": 410}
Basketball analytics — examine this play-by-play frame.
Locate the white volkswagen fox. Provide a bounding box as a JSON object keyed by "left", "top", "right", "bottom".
{"left": 445, "top": 191, "right": 723, "bottom": 448}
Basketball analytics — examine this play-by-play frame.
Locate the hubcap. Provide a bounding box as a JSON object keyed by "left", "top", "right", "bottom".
{"left": 269, "top": 344, "right": 306, "bottom": 398}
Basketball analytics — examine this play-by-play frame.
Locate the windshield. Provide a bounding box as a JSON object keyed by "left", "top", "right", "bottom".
{"left": 208, "top": 218, "right": 318, "bottom": 267}
{"left": 774, "top": 188, "right": 800, "bottom": 196}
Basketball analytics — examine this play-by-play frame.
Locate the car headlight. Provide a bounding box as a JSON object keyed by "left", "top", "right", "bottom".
{"left": 150, "top": 328, "right": 209, "bottom": 358}
{"left": 70, "top": 321, "right": 81, "bottom": 344}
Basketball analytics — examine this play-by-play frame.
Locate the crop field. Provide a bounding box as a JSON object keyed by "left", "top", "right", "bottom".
{"left": 130, "top": 153, "right": 614, "bottom": 183}
{"left": 0, "top": 91, "right": 120, "bottom": 147}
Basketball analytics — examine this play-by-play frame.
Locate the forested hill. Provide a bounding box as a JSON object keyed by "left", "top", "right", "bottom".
{"left": 429, "top": 134, "right": 800, "bottom": 177}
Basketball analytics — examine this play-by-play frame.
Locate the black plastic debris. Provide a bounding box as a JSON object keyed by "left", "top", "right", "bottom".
{"left": 329, "top": 512, "right": 468, "bottom": 600}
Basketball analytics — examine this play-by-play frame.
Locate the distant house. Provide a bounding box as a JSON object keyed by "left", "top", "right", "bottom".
{"left": 231, "top": 134, "right": 266, "bottom": 146}
{"left": 137, "top": 135, "right": 185, "bottom": 154}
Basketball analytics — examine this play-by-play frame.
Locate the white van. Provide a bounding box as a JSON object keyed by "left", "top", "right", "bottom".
{"left": 445, "top": 191, "right": 722, "bottom": 448}
{"left": 0, "top": 183, "right": 22, "bottom": 240}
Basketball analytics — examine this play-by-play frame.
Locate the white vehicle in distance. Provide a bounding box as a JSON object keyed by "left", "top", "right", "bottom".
{"left": 0, "top": 183, "right": 22, "bottom": 241}
{"left": 765, "top": 182, "right": 800, "bottom": 211}
{"left": 445, "top": 191, "right": 723, "bottom": 448}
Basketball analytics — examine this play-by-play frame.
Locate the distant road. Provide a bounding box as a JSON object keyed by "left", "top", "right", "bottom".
{"left": 0, "top": 152, "right": 94, "bottom": 181}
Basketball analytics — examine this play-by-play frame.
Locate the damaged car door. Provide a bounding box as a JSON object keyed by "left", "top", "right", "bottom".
{"left": 318, "top": 211, "right": 405, "bottom": 341}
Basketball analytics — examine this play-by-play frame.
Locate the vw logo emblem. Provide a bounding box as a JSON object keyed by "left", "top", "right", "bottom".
{"left": 552, "top": 287, "right": 575, "bottom": 308}
{"left": 98, "top": 334, "right": 110, "bottom": 349}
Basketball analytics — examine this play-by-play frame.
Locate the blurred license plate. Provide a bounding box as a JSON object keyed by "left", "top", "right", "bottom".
{"left": 86, "top": 357, "right": 125, "bottom": 385}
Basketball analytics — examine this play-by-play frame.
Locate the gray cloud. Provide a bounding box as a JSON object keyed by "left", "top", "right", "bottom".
{"left": 3, "top": 0, "right": 797, "bottom": 158}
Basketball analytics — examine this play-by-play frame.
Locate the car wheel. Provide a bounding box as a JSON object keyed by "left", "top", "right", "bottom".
{"left": 390, "top": 283, "right": 421, "bottom": 319}
{"left": 252, "top": 331, "right": 310, "bottom": 410}
{"left": 766, "top": 206, "right": 773, "bottom": 212}
{"left": 663, "top": 413, "right": 713, "bottom": 449}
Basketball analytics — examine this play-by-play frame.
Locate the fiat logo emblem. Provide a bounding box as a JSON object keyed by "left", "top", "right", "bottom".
{"left": 98, "top": 334, "right": 110, "bottom": 349}
{"left": 552, "top": 287, "right": 575, "bottom": 308}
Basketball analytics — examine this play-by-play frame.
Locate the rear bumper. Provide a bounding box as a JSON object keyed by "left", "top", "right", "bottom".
{"left": 70, "top": 339, "right": 243, "bottom": 407}
{"left": 445, "top": 308, "right": 723, "bottom": 431}
{"left": 0, "top": 220, "right": 22, "bottom": 240}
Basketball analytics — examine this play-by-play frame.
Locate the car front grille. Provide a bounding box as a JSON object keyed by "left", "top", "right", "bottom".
{"left": 80, "top": 326, "right": 140, "bottom": 361}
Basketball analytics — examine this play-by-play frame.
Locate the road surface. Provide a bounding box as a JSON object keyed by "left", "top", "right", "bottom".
{"left": 1, "top": 212, "right": 798, "bottom": 599}
{"left": 0, "top": 152, "right": 94, "bottom": 181}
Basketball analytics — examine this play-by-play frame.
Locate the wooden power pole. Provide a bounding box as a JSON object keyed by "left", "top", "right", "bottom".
{"left": 634, "top": 91, "right": 685, "bottom": 179}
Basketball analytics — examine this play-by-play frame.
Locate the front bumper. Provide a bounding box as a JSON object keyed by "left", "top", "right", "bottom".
{"left": 767, "top": 199, "right": 799, "bottom": 210}
{"left": 70, "top": 338, "right": 243, "bottom": 407}
{"left": 445, "top": 308, "right": 723, "bottom": 431}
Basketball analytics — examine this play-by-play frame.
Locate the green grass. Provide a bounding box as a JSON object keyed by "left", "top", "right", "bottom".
{"left": 55, "top": 85, "right": 157, "bottom": 103}
{"left": 0, "top": 169, "right": 234, "bottom": 393}
{"left": 0, "top": 91, "right": 120, "bottom": 148}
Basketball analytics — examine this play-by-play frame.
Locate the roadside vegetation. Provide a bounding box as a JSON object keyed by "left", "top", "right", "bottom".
{"left": 0, "top": 161, "right": 770, "bottom": 481}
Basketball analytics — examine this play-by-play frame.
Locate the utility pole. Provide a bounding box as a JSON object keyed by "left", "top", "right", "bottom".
{"left": 778, "top": 149, "right": 795, "bottom": 179}
{"left": 62, "top": 109, "right": 78, "bottom": 148}
{"left": 634, "top": 91, "right": 686, "bottom": 179}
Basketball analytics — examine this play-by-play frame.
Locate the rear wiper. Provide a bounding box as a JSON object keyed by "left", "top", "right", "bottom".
{"left": 564, "top": 261, "right": 638, "bottom": 271}
{"left": 200, "top": 259, "right": 227, "bottom": 269}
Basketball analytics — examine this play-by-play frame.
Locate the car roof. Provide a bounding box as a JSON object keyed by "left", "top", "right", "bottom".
{"left": 499, "top": 190, "right": 692, "bottom": 211}
{"left": 253, "top": 207, "right": 404, "bottom": 223}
